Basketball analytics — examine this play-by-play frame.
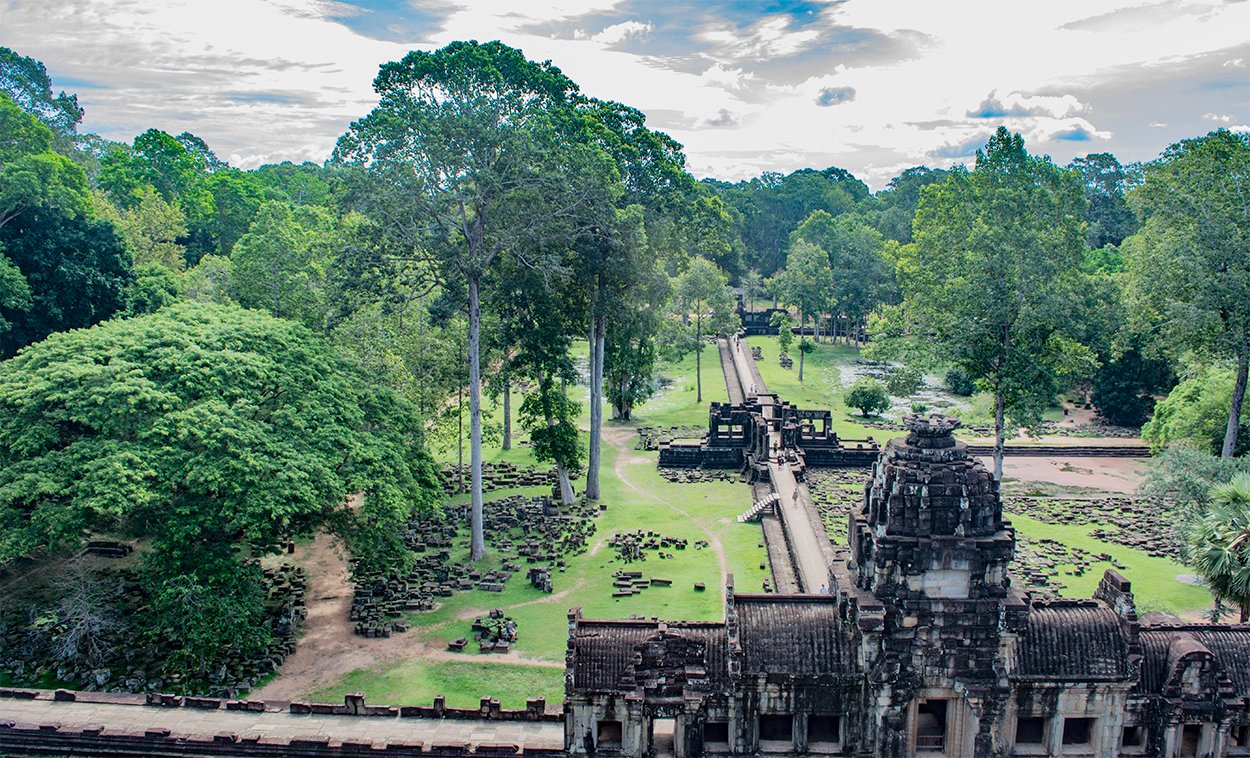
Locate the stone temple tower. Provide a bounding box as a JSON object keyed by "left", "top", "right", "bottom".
{"left": 846, "top": 414, "right": 1030, "bottom": 757}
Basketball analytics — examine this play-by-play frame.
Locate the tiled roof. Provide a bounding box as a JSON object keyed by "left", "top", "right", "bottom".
{"left": 1139, "top": 626, "right": 1250, "bottom": 696}
{"left": 735, "top": 595, "right": 855, "bottom": 676}
{"left": 568, "top": 619, "right": 727, "bottom": 693}
{"left": 1013, "top": 602, "right": 1131, "bottom": 680}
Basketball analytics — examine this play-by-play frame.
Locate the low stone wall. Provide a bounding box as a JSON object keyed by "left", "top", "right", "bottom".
{"left": 0, "top": 688, "right": 564, "bottom": 757}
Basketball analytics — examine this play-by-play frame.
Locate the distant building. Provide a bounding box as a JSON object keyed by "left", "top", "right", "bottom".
{"left": 564, "top": 415, "right": 1250, "bottom": 757}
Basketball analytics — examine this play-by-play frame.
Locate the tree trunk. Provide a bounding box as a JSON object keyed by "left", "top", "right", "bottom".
{"left": 587, "top": 309, "right": 606, "bottom": 500}
{"left": 457, "top": 384, "right": 464, "bottom": 494}
{"left": 1222, "top": 341, "right": 1249, "bottom": 459}
{"left": 994, "top": 391, "right": 1006, "bottom": 481}
{"left": 557, "top": 464, "right": 575, "bottom": 506}
{"left": 468, "top": 276, "right": 486, "bottom": 561}
{"left": 695, "top": 314, "right": 703, "bottom": 403}
{"left": 798, "top": 348, "right": 805, "bottom": 382}
{"left": 502, "top": 381, "right": 511, "bottom": 451}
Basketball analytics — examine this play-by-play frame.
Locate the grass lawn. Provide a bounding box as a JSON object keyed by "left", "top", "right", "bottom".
{"left": 306, "top": 660, "right": 564, "bottom": 708}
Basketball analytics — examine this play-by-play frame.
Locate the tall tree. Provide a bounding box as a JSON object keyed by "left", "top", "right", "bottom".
{"left": 900, "top": 127, "right": 1091, "bottom": 479}
{"left": 334, "top": 41, "right": 609, "bottom": 560}
{"left": 1068, "top": 152, "right": 1137, "bottom": 249}
{"left": 1126, "top": 130, "right": 1250, "bottom": 459}
{"left": 0, "top": 46, "right": 83, "bottom": 137}
{"left": 0, "top": 94, "right": 92, "bottom": 232}
{"left": 674, "top": 256, "right": 738, "bottom": 403}
{"left": 770, "top": 239, "right": 833, "bottom": 341}
{"left": 791, "top": 210, "right": 892, "bottom": 343}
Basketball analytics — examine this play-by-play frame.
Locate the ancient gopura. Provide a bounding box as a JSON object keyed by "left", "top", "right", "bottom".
{"left": 565, "top": 415, "right": 1250, "bottom": 757}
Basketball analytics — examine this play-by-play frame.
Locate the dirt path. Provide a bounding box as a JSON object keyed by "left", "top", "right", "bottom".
{"left": 603, "top": 425, "right": 730, "bottom": 586}
{"left": 250, "top": 532, "right": 418, "bottom": 701}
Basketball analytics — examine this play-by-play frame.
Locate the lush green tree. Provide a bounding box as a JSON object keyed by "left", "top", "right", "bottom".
{"left": 791, "top": 210, "right": 891, "bottom": 343}
{"left": 229, "top": 201, "right": 338, "bottom": 328}
{"left": 0, "top": 302, "right": 440, "bottom": 673}
{"left": 1127, "top": 130, "right": 1250, "bottom": 459}
{"left": 771, "top": 310, "right": 796, "bottom": 354}
{"left": 1092, "top": 347, "right": 1171, "bottom": 427}
{"left": 1142, "top": 445, "right": 1250, "bottom": 518}
{"left": 184, "top": 254, "right": 235, "bottom": 305}
{"left": 872, "top": 166, "right": 948, "bottom": 243}
{"left": 206, "top": 169, "right": 271, "bottom": 256}
{"left": 1144, "top": 366, "right": 1250, "bottom": 455}
{"left": 1189, "top": 473, "right": 1250, "bottom": 621}
{"left": 899, "top": 127, "right": 1092, "bottom": 479}
{"left": 335, "top": 41, "right": 614, "bottom": 559}
{"left": 108, "top": 185, "right": 188, "bottom": 270}
{"left": 1068, "top": 152, "right": 1137, "bottom": 249}
{"left": 603, "top": 248, "right": 670, "bottom": 421}
{"left": 0, "top": 94, "right": 92, "bottom": 232}
{"left": 0, "top": 46, "right": 83, "bottom": 137}
{"left": 674, "top": 256, "right": 738, "bottom": 402}
{"left": 255, "top": 161, "right": 335, "bottom": 207}
{"left": 770, "top": 239, "right": 833, "bottom": 341}
{"left": 797, "top": 337, "right": 815, "bottom": 382}
{"left": 845, "top": 377, "right": 890, "bottom": 417}
{"left": 0, "top": 207, "right": 132, "bottom": 358}
{"left": 124, "top": 263, "right": 183, "bottom": 316}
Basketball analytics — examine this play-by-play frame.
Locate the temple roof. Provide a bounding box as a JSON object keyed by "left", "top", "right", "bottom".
{"left": 567, "top": 619, "right": 727, "bottom": 694}
{"left": 1139, "top": 626, "right": 1250, "bottom": 696}
{"left": 735, "top": 595, "right": 856, "bottom": 677}
{"left": 1013, "top": 602, "right": 1132, "bottom": 681}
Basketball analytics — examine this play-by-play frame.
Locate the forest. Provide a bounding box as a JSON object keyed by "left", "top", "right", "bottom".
{"left": 1, "top": 40, "right": 1249, "bottom": 698}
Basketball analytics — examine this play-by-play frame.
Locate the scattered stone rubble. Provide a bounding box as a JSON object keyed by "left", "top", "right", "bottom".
{"left": 636, "top": 426, "right": 705, "bottom": 451}
{"left": 437, "top": 461, "right": 557, "bottom": 496}
{"left": 349, "top": 495, "right": 598, "bottom": 637}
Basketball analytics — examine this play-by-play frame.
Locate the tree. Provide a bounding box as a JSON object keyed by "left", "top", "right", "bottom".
{"left": 334, "top": 41, "right": 612, "bottom": 560}
{"left": 845, "top": 377, "right": 890, "bottom": 417}
{"left": 742, "top": 268, "right": 765, "bottom": 312}
{"left": 0, "top": 94, "right": 92, "bottom": 232}
{"left": 110, "top": 185, "right": 188, "bottom": 270}
{"left": 1189, "top": 473, "right": 1250, "bottom": 621}
{"left": 675, "top": 256, "right": 738, "bottom": 402}
{"left": 791, "top": 210, "right": 891, "bottom": 343}
{"left": 1068, "top": 152, "right": 1137, "bottom": 249}
{"left": 0, "top": 46, "right": 83, "bottom": 137}
{"left": 1127, "top": 130, "right": 1250, "bottom": 459}
{"left": 229, "top": 201, "right": 336, "bottom": 328}
{"left": 1143, "top": 366, "right": 1250, "bottom": 455}
{"left": 899, "top": 127, "right": 1092, "bottom": 480}
{"left": 771, "top": 310, "right": 795, "bottom": 354}
{"left": 1091, "top": 347, "right": 1170, "bottom": 427}
{"left": 797, "top": 338, "right": 815, "bottom": 382}
{"left": 604, "top": 263, "right": 670, "bottom": 420}
{"left": 770, "top": 239, "right": 833, "bottom": 341}
{"left": 872, "top": 166, "right": 949, "bottom": 243}
{"left": 0, "top": 207, "right": 132, "bottom": 358}
{"left": 0, "top": 302, "right": 440, "bottom": 675}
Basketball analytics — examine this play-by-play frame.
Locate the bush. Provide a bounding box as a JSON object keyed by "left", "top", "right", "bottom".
{"left": 845, "top": 378, "right": 890, "bottom": 417}
{"left": 1143, "top": 366, "right": 1250, "bottom": 455}
{"left": 911, "top": 402, "right": 929, "bottom": 413}
{"left": 945, "top": 367, "right": 975, "bottom": 396}
{"left": 1091, "top": 348, "right": 1171, "bottom": 427}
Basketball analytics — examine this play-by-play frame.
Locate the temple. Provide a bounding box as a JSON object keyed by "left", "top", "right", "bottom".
{"left": 565, "top": 415, "right": 1250, "bottom": 757}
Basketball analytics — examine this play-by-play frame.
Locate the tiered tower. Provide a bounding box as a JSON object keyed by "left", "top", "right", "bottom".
{"left": 847, "top": 414, "right": 1029, "bottom": 756}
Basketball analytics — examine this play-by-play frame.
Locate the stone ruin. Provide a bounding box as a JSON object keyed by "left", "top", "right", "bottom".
{"left": 656, "top": 397, "right": 879, "bottom": 472}
{"left": 565, "top": 414, "right": 1250, "bottom": 757}
{"left": 349, "top": 494, "right": 598, "bottom": 637}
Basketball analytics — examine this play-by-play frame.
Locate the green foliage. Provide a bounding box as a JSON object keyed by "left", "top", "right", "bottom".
{"left": 899, "top": 127, "right": 1089, "bottom": 470}
{"left": 791, "top": 209, "right": 892, "bottom": 322}
{"left": 518, "top": 388, "right": 582, "bottom": 472}
{"left": 883, "top": 365, "right": 924, "bottom": 397}
{"left": 770, "top": 239, "right": 832, "bottom": 331}
{"left": 945, "top": 367, "right": 975, "bottom": 396}
{"left": 108, "top": 185, "right": 188, "bottom": 270}
{"left": 0, "top": 94, "right": 92, "bottom": 231}
{"left": 771, "top": 310, "right": 795, "bottom": 353}
{"left": 1143, "top": 366, "right": 1250, "bottom": 455}
{"left": 1091, "top": 348, "right": 1170, "bottom": 427}
{"left": 1143, "top": 446, "right": 1250, "bottom": 517}
{"left": 0, "top": 207, "right": 132, "bottom": 358}
{"left": 1188, "top": 473, "right": 1250, "bottom": 619}
{"left": 0, "top": 46, "right": 83, "bottom": 136}
{"left": 229, "top": 201, "right": 337, "bottom": 328}
{"left": 0, "top": 301, "right": 441, "bottom": 579}
{"left": 844, "top": 377, "right": 890, "bottom": 417}
{"left": 1068, "top": 152, "right": 1137, "bottom": 249}
{"left": 1126, "top": 129, "right": 1250, "bottom": 458}
{"left": 871, "top": 166, "right": 948, "bottom": 244}
{"left": 124, "top": 263, "right": 183, "bottom": 315}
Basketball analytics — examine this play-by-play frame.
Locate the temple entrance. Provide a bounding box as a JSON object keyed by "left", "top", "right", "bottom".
{"left": 915, "top": 699, "right": 949, "bottom": 754}
{"left": 652, "top": 717, "right": 676, "bottom": 757}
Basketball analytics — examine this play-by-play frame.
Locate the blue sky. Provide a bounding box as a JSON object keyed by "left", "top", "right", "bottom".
{"left": 1, "top": 0, "right": 1247, "bottom": 188}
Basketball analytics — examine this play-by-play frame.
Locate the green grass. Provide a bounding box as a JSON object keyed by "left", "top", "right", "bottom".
{"left": 306, "top": 660, "right": 564, "bottom": 709}
{"left": 1008, "top": 512, "right": 1210, "bottom": 614}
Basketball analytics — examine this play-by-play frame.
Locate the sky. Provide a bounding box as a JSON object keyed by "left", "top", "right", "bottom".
{"left": 1, "top": 0, "right": 1247, "bottom": 189}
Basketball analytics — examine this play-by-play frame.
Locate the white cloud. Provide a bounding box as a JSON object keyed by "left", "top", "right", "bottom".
{"left": 592, "top": 20, "right": 650, "bottom": 45}
{"left": 1204, "top": 113, "right": 1234, "bottom": 123}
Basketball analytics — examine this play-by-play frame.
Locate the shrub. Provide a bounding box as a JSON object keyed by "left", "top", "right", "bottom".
{"left": 845, "top": 378, "right": 890, "bottom": 417}
{"left": 945, "top": 367, "right": 975, "bottom": 396}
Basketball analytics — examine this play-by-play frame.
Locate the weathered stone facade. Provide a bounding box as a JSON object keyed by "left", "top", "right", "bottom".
{"left": 567, "top": 415, "right": 1250, "bottom": 757}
